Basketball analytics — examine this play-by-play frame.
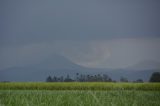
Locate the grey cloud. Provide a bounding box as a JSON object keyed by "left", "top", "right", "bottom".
{"left": 0, "top": 0, "right": 160, "bottom": 46}
{"left": 0, "top": 0, "right": 160, "bottom": 70}
{"left": 1, "top": 38, "right": 160, "bottom": 70}
{"left": 57, "top": 38, "right": 160, "bottom": 69}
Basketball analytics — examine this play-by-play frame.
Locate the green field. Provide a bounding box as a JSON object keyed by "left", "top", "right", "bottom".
{"left": 0, "top": 82, "right": 160, "bottom": 90}
{"left": 0, "top": 82, "right": 160, "bottom": 106}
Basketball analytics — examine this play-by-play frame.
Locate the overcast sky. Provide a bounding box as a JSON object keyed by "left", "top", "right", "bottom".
{"left": 0, "top": 0, "right": 160, "bottom": 70}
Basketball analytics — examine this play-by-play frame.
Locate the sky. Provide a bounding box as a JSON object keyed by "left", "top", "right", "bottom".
{"left": 0, "top": 0, "right": 160, "bottom": 70}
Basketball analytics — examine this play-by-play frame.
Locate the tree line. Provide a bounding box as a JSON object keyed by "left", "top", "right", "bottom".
{"left": 46, "top": 73, "right": 113, "bottom": 82}
{"left": 46, "top": 72, "right": 160, "bottom": 82}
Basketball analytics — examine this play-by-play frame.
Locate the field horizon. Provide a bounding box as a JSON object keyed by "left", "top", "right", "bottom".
{"left": 0, "top": 82, "right": 160, "bottom": 106}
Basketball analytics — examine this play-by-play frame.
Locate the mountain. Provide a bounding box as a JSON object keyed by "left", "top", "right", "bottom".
{"left": 31, "top": 54, "right": 84, "bottom": 70}
{"left": 0, "top": 55, "right": 86, "bottom": 81}
{"left": 126, "top": 60, "right": 160, "bottom": 70}
{"left": 0, "top": 55, "right": 159, "bottom": 82}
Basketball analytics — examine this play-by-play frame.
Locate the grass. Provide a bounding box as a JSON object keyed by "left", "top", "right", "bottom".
{"left": 0, "top": 82, "right": 160, "bottom": 90}
{"left": 0, "top": 90, "right": 160, "bottom": 106}
{"left": 0, "top": 82, "right": 160, "bottom": 106}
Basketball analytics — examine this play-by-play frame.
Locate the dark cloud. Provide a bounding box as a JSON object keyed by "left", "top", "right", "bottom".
{"left": 0, "top": 0, "right": 160, "bottom": 46}
{"left": 0, "top": 0, "right": 160, "bottom": 69}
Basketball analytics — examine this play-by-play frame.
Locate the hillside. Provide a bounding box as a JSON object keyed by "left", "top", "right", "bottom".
{"left": 0, "top": 55, "right": 159, "bottom": 82}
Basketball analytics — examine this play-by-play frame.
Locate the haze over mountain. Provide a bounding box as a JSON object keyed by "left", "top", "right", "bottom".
{"left": 126, "top": 60, "right": 160, "bottom": 71}
{"left": 0, "top": 54, "right": 83, "bottom": 81}
{"left": 31, "top": 54, "right": 83, "bottom": 70}
{"left": 0, "top": 0, "right": 160, "bottom": 82}
{"left": 0, "top": 54, "right": 159, "bottom": 82}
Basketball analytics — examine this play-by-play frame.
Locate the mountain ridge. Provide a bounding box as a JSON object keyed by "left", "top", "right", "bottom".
{"left": 0, "top": 54, "right": 159, "bottom": 82}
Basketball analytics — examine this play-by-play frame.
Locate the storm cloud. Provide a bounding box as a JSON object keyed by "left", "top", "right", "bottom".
{"left": 0, "top": 0, "right": 160, "bottom": 70}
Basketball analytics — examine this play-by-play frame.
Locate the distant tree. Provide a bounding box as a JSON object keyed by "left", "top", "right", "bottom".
{"left": 87, "top": 75, "right": 90, "bottom": 82}
{"left": 103, "top": 74, "right": 112, "bottom": 82}
{"left": 103, "top": 74, "right": 109, "bottom": 82}
{"left": 90, "top": 75, "right": 94, "bottom": 82}
{"left": 52, "top": 76, "right": 57, "bottom": 82}
{"left": 134, "top": 79, "right": 143, "bottom": 83}
{"left": 120, "top": 77, "right": 128, "bottom": 82}
{"left": 94, "top": 75, "right": 98, "bottom": 81}
{"left": 46, "top": 76, "right": 52, "bottom": 82}
{"left": 76, "top": 73, "right": 79, "bottom": 81}
{"left": 64, "top": 74, "right": 74, "bottom": 82}
{"left": 97, "top": 74, "right": 103, "bottom": 82}
{"left": 79, "top": 74, "right": 85, "bottom": 82}
{"left": 108, "top": 78, "right": 112, "bottom": 82}
{"left": 149, "top": 72, "right": 160, "bottom": 82}
{"left": 1, "top": 81, "right": 10, "bottom": 83}
{"left": 60, "top": 76, "right": 64, "bottom": 82}
{"left": 112, "top": 80, "right": 116, "bottom": 83}
{"left": 45, "top": 73, "right": 115, "bottom": 82}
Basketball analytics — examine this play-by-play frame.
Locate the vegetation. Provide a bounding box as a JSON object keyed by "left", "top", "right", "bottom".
{"left": 149, "top": 72, "right": 160, "bottom": 82}
{"left": 46, "top": 73, "right": 113, "bottom": 82}
{"left": 120, "top": 77, "right": 128, "bottom": 82}
{"left": 0, "top": 72, "right": 160, "bottom": 106}
{"left": 0, "top": 90, "right": 160, "bottom": 106}
{"left": 45, "top": 71, "right": 160, "bottom": 82}
{"left": 0, "top": 82, "right": 160, "bottom": 91}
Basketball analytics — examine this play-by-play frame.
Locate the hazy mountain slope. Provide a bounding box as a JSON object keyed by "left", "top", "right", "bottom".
{"left": 0, "top": 55, "right": 86, "bottom": 81}
{"left": 0, "top": 55, "right": 159, "bottom": 82}
{"left": 126, "top": 60, "right": 160, "bottom": 70}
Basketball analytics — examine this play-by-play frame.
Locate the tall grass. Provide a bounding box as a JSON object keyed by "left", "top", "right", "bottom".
{"left": 0, "top": 90, "right": 160, "bottom": 106}
{"left": 0, "top": 82, "right": 160, "bottom": 90}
